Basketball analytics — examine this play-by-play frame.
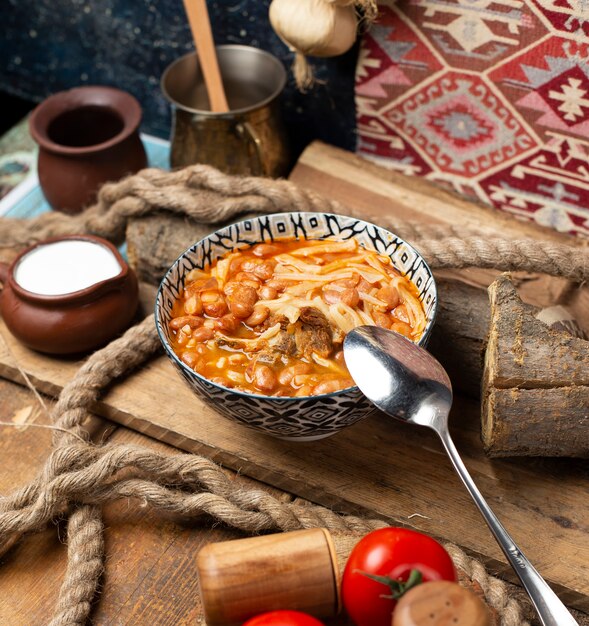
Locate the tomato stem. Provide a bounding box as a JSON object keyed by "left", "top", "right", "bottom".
{"left": 358, "top": 568, "right": 423, "bottom": 600}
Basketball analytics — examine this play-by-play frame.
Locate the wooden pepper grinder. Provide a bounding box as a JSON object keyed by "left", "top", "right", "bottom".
{"left": 392, "top": 581, "right": 493, "bottom": 626}
{"left": 196, "top": 528, "right": 340, "bottom": 626}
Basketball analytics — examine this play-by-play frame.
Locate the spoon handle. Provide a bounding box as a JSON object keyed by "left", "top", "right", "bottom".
{"left": 437, "top": 429, "right": 578, "bottom": 626}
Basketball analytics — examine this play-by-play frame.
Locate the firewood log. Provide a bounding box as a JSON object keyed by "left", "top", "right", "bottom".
{"left": 126, "top": 213, "right": 259, "bottom": 286}
{"left": 426, "top": 279, "right": 489, "bottom": 398}
{"left": 482, "top": 274, "right": 589, "bottom": 458}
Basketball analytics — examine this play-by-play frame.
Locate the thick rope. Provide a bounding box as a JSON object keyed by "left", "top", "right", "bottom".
{"left": 47, "top": 505, "right": 103, "bottom": 626}
{"left": 445, "top": 544, "right": 525, "bottom": 626}
{"left": 3, "top": 163, "right": 586, "bottom": 625}
{"left": 416, "top": 237, "right": 589, "bottom": 285}
{"left": 2, "top": 164, "right": 587, "bottom": 286}
{"left": 0, "top": 165, "right": 343, "bottom": 247}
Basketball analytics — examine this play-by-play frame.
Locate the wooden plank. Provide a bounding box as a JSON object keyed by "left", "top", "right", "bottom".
{"left": 0, "top": 378, "right": 232, "bottom": 626}
{"left": 0, "top": 381, "right": 67, "bottom": 626}
{"left": 290, "top": 142, "right": 587, "bottom": 316}
{"left": 93, "top": 428, "right": 355, "bottom": 625}
{"left": 291, "top": 142, "right": 585, "bottom": 245}
{"left": 0, "top": 322, "right": 587, "bottom": 612}
{"left": 0, "top": 387, "right": 586, "bottom": 625}
{"left": 90, "top": 428, "right": 231, "bottom": 626}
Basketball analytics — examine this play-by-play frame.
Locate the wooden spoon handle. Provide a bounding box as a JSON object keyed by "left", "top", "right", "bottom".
{"left": 182, "top": 0, "right": 229, "bottom": 113}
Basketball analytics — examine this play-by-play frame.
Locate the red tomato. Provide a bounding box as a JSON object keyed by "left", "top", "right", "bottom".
{"left": 341, "top": 527, "right": 457, "bottom": 626}
{"left": 242, "top": 610, "right": 326, "bottom": 626}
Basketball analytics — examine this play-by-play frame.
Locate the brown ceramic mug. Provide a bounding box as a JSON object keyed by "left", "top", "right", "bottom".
{"left": 29, "top": 86, "right": 148, "bottom": 214}
{"left": 0, "top": 235, "right": 139, "bottom": 355}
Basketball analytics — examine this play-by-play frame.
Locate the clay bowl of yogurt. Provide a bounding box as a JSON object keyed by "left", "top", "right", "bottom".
{"left": 0, "top": 235, "right": 138, "bottom": 355}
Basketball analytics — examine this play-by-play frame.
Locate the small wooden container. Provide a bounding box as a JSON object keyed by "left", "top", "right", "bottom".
{"left": 196, "top": 528, "right": 340, "bottom": 626}
{"left": 392, "top": 581, "right": 492, "bottom": 626}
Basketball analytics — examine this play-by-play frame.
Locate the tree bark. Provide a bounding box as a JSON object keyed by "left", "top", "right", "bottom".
{"left": 427, "top": 279, "right": 490, "bottom": 398}
{"left": 482, "top": 275, "right": 589, "bottom": 457}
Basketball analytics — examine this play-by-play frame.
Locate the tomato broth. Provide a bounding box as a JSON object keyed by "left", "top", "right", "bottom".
{"left": 169, "top": 238, "right": 426, "bottom": 397}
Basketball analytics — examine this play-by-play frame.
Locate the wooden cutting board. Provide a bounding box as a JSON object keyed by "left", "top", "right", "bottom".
{"left": 1, "top": 142, "right": 588, "bottom": 612}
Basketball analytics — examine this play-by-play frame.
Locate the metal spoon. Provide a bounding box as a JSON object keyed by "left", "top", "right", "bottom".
{"left": 343, "top": 325, "right": 578, "bottom": 626}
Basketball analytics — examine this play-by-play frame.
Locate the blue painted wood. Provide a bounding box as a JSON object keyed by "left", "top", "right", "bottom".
{"left": 1, "top": 0, "right": 359, "bottom": 158}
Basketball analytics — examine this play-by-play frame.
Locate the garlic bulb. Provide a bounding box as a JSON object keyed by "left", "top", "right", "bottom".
{"left": 269, "top": 0, "right": 358, "bottom": 90}
{"left": 270, "top": 0, "right": 358, "bottom": 58}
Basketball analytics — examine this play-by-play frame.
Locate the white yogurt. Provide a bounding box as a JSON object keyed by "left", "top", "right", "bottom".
{"left": 14, "top": 239, "right": 122, "bottom": 296}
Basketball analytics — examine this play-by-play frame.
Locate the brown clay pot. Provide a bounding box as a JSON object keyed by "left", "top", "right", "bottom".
{"left": 0, "top": 235, "right": 139, "bottom": 355}
{"left": 29, "top": 86, "right": 147, "bottom": 214}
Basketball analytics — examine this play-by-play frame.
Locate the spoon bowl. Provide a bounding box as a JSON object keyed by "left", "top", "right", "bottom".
{"left": 343, "top": 326, "right": 578, "bottom": 626}
{"left": 344, "top": 325, "right": 452, "bottom": 431}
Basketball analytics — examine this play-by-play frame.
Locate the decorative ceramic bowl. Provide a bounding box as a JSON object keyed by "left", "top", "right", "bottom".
{"left": 155, "top": 213, "right": 437, "bottom": 441}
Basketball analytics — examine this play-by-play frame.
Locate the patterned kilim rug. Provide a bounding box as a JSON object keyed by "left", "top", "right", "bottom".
{"left": 355, "top": 0, "right": 589, "bottom": 238}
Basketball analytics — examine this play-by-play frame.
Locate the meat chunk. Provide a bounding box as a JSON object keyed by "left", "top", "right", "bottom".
{"left": 273, "top": 332, "right": 297, "bottom": 357}
{"left": 256, "top": 308, "right": 334, "bottom": 363}
{"left": 255, "top": 314, "right": 296, "bottom": 367}
{"left": 294, "top": 307, "right": 333, "bottom": 359}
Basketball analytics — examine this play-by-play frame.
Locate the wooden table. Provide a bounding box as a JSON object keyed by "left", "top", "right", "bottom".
{"left": 0, "top": 138, "right": 588, "bottom": 625}
{"left": 0, "top": 377, "right": 211, "bottom": 624}
{"left": 0, "top": 381, "right": 358, "bottom": 626}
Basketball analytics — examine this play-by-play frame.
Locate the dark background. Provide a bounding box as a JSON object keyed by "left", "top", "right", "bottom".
{"left": 0, "top": 0, "right": 360, "bottom": 159}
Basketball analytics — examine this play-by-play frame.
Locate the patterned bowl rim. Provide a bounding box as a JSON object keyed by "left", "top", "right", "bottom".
{"left": 155, "top": 211, "right": 438, "bottom": 402}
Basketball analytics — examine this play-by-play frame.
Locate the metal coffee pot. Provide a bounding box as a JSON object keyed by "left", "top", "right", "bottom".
{"left": 161, "top": 45, "right": 290, "bottom": 178}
